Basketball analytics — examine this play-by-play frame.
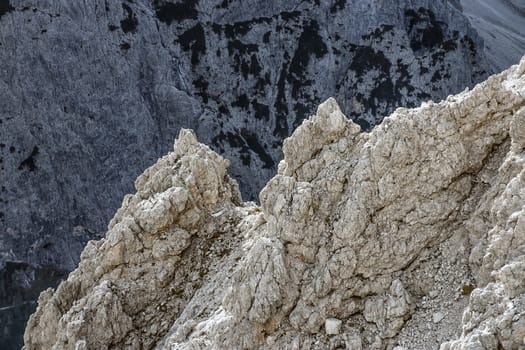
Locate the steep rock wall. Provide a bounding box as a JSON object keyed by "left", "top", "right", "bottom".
{"left": 0, "top": 1, "right": 493, "bottom": 345}
{"left": 459, "top": 0, "right": 525, "bottom": 72}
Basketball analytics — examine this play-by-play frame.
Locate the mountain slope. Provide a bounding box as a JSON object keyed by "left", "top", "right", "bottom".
{"left": 0, "top": 0, "right": 492, "bottom": 347}
{"left": 25, "top": 56, "right": 525, "bottom": 350}
{"left": 459, "top": 0, "right": 525, "bottom": 71}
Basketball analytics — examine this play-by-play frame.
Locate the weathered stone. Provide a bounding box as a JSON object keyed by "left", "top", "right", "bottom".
{"left": 325, "top": 318, "right": 343, "bottom": 335}
{"left": 0, "top": 2, "right": 497, "bottom": 346}
{"left": 23, "top": 55, "right": 525, "bottom": 350}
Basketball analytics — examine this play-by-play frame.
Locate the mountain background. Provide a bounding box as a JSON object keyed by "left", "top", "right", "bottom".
{"left": 0, "top": 0, "right": 523, "bottom": 348}
{"left": 459, "top": 0, "right": 525, "bottom": 71}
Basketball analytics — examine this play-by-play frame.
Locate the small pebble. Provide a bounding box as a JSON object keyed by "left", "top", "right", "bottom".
{"left": 325, "top": 318, "right": 342, "bottom": 335}
{"left": 433, "top": 312, "right": 445, "bottom": 323}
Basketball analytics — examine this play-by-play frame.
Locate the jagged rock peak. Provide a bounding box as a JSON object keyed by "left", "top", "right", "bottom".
{"left": 0, "top": 3, "right": 494, "bottom": 344}
{"left": 25, "top": 56, "right": 525, "bottom": 349}
{"left": 24, "top": 128, "right": 244, "bottom": 349}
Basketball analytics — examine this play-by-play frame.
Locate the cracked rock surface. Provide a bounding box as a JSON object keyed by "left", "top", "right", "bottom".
{"left": 0, "top": 1, "right": 494, "bottom": 346}
{"left": 24, "top": 57, "right": 525, "bottom": 349}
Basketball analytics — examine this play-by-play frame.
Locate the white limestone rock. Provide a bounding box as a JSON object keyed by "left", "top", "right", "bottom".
{"left": 0, "top": 2, "right": 496, "bottom": 345}
{"left": 325, "top": 318, "right": 343, "bottom": 335}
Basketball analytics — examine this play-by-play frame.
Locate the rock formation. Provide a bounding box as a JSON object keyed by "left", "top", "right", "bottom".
{"left": 0, "top": 1, "right": 495, "bottom": 345}
{"left": 459, "top": 0, "right": 525, "bottom": 72}
{"left": 24, "top": 56, "right": 525, "bottom": 349}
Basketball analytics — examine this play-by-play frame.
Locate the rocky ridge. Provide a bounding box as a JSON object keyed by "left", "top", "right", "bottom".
{"left": 0, "top": 0, "right": 489, "bottom": 267}
{"left": 24, "top": 56, "right": 525, "bottom": 349}
{"left": 0, "top": 1, "right": 494, "bottom": 345}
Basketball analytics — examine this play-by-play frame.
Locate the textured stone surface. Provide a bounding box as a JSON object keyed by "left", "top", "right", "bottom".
{"left": 325, "top": 318, "right": 342, "bottom": 335}
{"left": 0, "top": 0, "right": 489, "bottom": 253}
{"left": 24, "top": 128, "right": 245, "bottom": 349}
{"left": 24, "top": 57, "right": 525, "bottom": 349}
{"left": 0, "top": 1, "right": 494, "bottom": 346}
{"left": 459, "top": 0, "right": 525, "bottom": 72}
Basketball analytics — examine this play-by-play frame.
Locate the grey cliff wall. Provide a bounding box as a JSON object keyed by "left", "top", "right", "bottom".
{"left": 0, "top": 0, "right": 493, "bottom": 347}
{"left": 24, "top": 56, "right": 525, "bottom": 349}
{"left": 459, "top": 0, "right": 525, "bottom": 72}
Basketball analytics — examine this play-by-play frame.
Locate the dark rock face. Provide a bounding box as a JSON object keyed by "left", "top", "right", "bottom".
{"left": 458, "top": 0, "right": 525, "bottom": 72}
{"left": 0, "top": 0, "right": 14, "bottom": 18}
{"left": 0, "top": 262, "right": 68, "bottom": 349}
{"left": 0, "top": 0, "right": 491, "bottom": 347}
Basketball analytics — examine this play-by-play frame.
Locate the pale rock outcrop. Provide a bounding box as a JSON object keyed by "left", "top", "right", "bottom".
{"left": 442, "top": 61, "right": 525, "bottom": 349}
{"left": 0, "top": 1, "right": 494, "bottom": 346}
{"left": 25, "top": 57, "right": 525, "bottom": 349}
{"left": 24, "top": 129, "right": 246, "bottom": 349}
